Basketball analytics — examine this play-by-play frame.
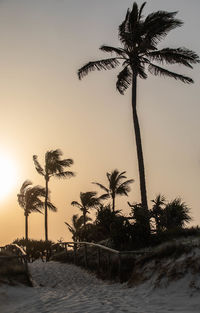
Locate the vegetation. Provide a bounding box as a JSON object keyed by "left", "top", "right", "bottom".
{"left": 71, "top": 192, "right": 100, "bottom": 239}
{"left": 78, "top": 2, "right": 199, "bottom": 212}
{"left": 33, "top": 149, "right": 74, "bottom": 241}
{"left": 93, "top": 169, "right": 134, "bottom": 212}
{"left": 7, "top": 2, "right": 199, "bottom": 263}
{"left": 64, "top": 214, "right": 92, "bottom": 242}
{"left": 17, "top": 180, "right": 56, "bottom": 241}
{"left": 0, "top": 249, "right": 32, "bottom": 286}
{"left": 13, "top": 238, "right": 54, "bottom": 261}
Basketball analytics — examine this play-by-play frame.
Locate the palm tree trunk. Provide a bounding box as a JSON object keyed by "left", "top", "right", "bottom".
{"left": 25, "top": 214, "right": 28, "bottom": 241}
{"left": 132, "top": 74, "right": 148, "bottom": 210}
{"left": 112, "top": 195, "right": 115, "bottom": 212}
{"left": 45, "top": 176, "right": 49, "bottom": 241}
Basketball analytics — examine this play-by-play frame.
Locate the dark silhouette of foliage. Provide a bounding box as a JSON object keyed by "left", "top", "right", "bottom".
{"left": 13, "top": 238, "right": 54, "bottom": 261}
{"left": 93, "top": 169, "right": 134, "bottom": 211}
{"left": 17, "top": 180, "right": 56, "bottom": 241}
{"left": 150, "top": 194, "right": 166, "bottom": 232}
{"left": 33, "top": 149, "right": 74, "bottom": 241}
{"left": 160, "top": 198, "right": 191, "bottom": 230}
{"left": 78, "top": 2, "right": 199, "bottom": 212}
{"left": 71, "top": 192, "right": 100, "bottom": 239}
{"left": 128, "top": 202, "right": 151, "bottom": 247}
{"left": 64, "top": 214, "right": 92, "bottom": 242}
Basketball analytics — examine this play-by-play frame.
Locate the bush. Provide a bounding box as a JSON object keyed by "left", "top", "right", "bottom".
{"left": 13, "top": 238, "right": 55, "bottom": 261}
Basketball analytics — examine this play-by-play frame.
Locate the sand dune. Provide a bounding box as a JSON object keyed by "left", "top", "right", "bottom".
{"left": 0, "top": 259, "right": 199, "bottom": 313}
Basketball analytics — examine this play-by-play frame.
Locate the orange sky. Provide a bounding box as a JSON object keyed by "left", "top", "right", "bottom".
{"left": 0, "top": 0, "right": 200, "bottom": 245}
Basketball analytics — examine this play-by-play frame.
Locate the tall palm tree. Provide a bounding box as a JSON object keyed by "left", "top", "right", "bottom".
{"left": 78, "top": 2, "right": 199, "bottom": 210}
{"left": 64, "top": 214, "right": 92, "bottom": 242}
{"left": 17, "top": 180, "right": 56, "bottom": 241}
{"left": 93, "top": 169, "right": 134, "bottom": 211}
{"left": 33, "top": 149, "right": 74, "bottom": 241}
{"left": 71, "top": 192, "right": 99, "bottom": 233}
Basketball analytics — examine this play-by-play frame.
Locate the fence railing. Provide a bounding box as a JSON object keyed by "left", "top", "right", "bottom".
{"left": 0, "top": 244, "right": 27, "bottom": 264}
{"left": 52, "top": 241, "right": 151, "bottom": 281}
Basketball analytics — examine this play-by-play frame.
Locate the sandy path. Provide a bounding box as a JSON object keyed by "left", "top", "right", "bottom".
{"left": 0, "top": 260, "right": 199, "bottom": 313}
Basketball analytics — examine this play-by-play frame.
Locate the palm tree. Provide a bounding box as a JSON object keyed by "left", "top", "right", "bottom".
{"left": 160, "top": 198, "right": 191, "bottom": 230}
{"left": 93, "top": 169, "right": 134, "bottom": 211}
{"left": 71, "top": 192, "right": 100, "bottom": 235}
{"left": 17, "top": 180, "right": 56, "bottom": 241}
{"left": 151, "top": 194, "right": 166, "bottom": 232}
{"left": 78, "top": 2, "right": 199, "bottom": 210}
{"left": 33, "top": 149, "right": 74, "bottom": 241}
{"left": 64, "top": 214, "right": 92, "bottom": 242}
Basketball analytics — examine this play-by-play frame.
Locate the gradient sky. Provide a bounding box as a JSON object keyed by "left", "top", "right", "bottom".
{"left": 0, "top": 0, "right": 200, "bottom": 245}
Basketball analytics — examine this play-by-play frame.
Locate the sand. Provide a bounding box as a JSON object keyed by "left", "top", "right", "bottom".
{"left": 0, "top": 259, "right": 199, "bottom": 313}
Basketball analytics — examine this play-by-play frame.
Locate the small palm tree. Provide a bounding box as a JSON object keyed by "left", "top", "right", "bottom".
{"left": 33, "top": 149, "right": 74, "bottom": 241}
{"left": 71, "top": 192, "right": 100, "bottom": 235}
{"left": 78, "top": 2, "right": 199, "bottom": 210}
{"left": 17, "top": 180, "right": 56, "bottom": 241}
{"left": 151, "top": 194, "right": 166, "bottom": 232}
{"left": 64, "top": 214, "right": 92, "bottom": 242}
{"left": 161, "top": 198, "right": 191, "bottom": 230}
{"left": 93, "top": 169, "right": 134, "bottom": 211}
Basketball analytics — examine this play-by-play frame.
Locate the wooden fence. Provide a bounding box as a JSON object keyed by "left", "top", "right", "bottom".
{"left": 51, "top": 241, "right": 151, "bottom": 281}
{"left": 0, "top": 244, "right": 27, "bottom": 264}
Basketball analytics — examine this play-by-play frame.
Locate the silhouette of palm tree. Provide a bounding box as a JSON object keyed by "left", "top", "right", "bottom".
{"left": 33, "top": 149, "right": 74, "bottom": 241}
{"left": 151, "top": 194, "right": 166, "bottom": 232}
{"left": 71, "top": 192, "right": 99, "bottom": 234}
{"left": 161, "top": 198, "right": 191, "bottom": 230}
{"left": 17, "top": 180, "right": 56, "bottom": 241}
{"left": 65, "top": 214, "right": 92, "bottom": 242}
{"left": 78, "top": 2, "right": 199, "bottom": 210}
{"left": 93, "top": 169, "right": 134, "bottom": 212}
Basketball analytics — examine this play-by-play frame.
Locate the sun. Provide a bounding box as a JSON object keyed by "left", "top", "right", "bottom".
{"left": 0, "top": 154, "right": 18, "bottom": 201}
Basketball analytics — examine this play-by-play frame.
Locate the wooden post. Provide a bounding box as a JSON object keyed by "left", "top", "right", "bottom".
{"left": 118, "top": 253, "right": 122, "bottom": 282}
{"left": 84, "top": 244, "right": 88, "bottom": 268}
{"left": 97, "top": 247, "right": 101, "bottom": 271}
{"left": 108, "top": 253, "right": 111, "bottom": 278}
{"left": 73, "top": 243, "right": 77, "bottom": 264}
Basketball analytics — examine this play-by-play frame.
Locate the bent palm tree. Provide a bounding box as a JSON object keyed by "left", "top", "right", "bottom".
{"left": 78, "top": 2, "right": 199, "bottom": 210}
{"left": 93, "top": 169, "right": 134, "bottom": 211}
{"left": 33, "top": 149, "right": 74, "bottom": 241}
{"left": 71, "top": 192, "right": 99, "bottom": 234}
{"left": 17, "top": 180, "right": 56, "bottom": 241}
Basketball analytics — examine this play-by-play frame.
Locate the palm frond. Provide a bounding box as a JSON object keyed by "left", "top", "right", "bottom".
{"left": 19, "top": 180, "right": 32, "bottom": 194}
{"left": 78, "top": 58, "right": 120, "bottom": 80}
{"left": 100, "top": 45, "right": 127, "bottom": 58}
{"left": 71, "top": 201, "right": 82, "bottom": 209}
{"left": 64, "top": 222, "right": 74, "bottom": 234}
{"left": 148, "top": 48, "right": 200, "bottom": 68}
{"left": 116, "top": 66, "right": 132, "bottom": 94}
{"left": 117, "top": 179, "right": 134, "bottom": 195}
{"left": 148, "top": 63, "right": 194, "bottom": 83}
{"left": 143, "top": 11, "right": 182, "bottom": 46}
{"left": 47, "top": 201, "right": 57, "bottom": 212}
{"left": 98, "top": 193, "right": 110, "bottom": 201}
{"left": 92, "top": 182, "right": 109, "bottom": 193}
{"left": 33, "top": 155, "right": 44, "bottom": 176}
{"left": 54, "top": 171, "right": 75, "bottom": 179}
{"left": 138, "top": 2, "right": 146, "bottom": 19}
{"left": 58, "top": 158, "right": 74, "bottom": 167}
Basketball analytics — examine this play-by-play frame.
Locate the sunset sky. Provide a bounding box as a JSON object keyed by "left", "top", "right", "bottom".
{"left": 0, "top": 0, "right": 200, "bottom": 245}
